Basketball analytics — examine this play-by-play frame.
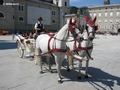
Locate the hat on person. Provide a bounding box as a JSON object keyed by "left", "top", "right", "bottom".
{"left": 38, "top": 17, "right": 43, "bottom": 21}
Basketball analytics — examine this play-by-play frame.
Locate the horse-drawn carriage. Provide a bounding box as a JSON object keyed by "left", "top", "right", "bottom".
{"left": 16, "top": 35, "right": 35, "bottom": 58}
{"left": 15, "top": 16, "right": 98, "bottom": 83}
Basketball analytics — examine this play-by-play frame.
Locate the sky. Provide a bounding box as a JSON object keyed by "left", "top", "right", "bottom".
{"left": 70, "top": 0, "right": 120, "bottom": 7}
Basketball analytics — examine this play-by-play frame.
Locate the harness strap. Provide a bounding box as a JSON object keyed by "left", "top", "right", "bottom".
{"left": 48, "top": 35, "right": 54, "bottom": 51}
{"left": 77, "top": 45, "right": 93, "bottom": 50}
{"left": 48, "top": 35, "right": 67, "bottom": 53}
{"left": 66, "top": 51, "right": 82, "bottom": 62}
{"left": 35, "top": 34, "right": 67, "bottom": 56}
{"left": 35, "top": 48, "right": 67, "bottom": 56}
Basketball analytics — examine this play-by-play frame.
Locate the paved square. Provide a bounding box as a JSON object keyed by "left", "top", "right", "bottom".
{"left": 0, "top": 35, "right": 120, "bottom": 90}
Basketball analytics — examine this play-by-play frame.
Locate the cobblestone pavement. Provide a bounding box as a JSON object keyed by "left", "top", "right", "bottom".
{"left": 0, "top": 35, "right": 120, "bottom": 90}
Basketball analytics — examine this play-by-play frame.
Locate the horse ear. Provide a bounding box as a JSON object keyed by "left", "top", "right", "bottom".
{"left": 93, "top": 16, "right": 97, "bottom": 23}
{"left": 69, "top": 18, "right": 72, "bottom": 25}
{"left": 95, "top": 25, "right": 98, "bottom": 31}
{"left": 85, "top": 16, "right": 89, "bottom": 23}
{"left": 73, "top": 19, "right": 77, "bottom": 24}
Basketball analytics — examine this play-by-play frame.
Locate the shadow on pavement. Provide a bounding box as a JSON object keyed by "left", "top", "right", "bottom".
{"left": 0, "top": 40, "right": 17, "bottom": 50}
{"left": 61, "top": 67, "right": 120, "bottom": 90}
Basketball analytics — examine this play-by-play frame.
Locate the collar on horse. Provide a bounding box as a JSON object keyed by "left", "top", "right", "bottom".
{"left": 48, "top": 35, "right": 67, "bottom": 53}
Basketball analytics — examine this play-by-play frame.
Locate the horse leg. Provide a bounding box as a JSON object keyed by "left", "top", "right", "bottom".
{"left": 46, "top": 56, "right": 53, "bottom": 73}
{"left": 54, "top": 55, "right": 63, "bottom": 83}
{"left": 68, "top": 55, "right": 74, "bottom": 70}
{"left": 78, "top": 61, "right": 82, "bottom": 79}
{"left": 34, "top": 48, "right": 43, "bottom": 74}
{"left": 66, "top": 55, "right": 74, "bottom": 71}
{"left": 66, "top": 55, "right": 70, "bottom": 71}
{"left": 85, "top": 59, "right": 89, "bottom": 78}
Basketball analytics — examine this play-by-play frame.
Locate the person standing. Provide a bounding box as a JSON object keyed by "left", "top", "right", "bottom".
{"left": 12, "top": 33, "right": 14, "bottom": 40}
{"left": 34, "top": 17, "right": 45, "bottom": 35}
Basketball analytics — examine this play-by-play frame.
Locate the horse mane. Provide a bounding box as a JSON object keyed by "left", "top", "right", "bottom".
{"left": 54, "top": 24, "right": 68, "bottom": 38}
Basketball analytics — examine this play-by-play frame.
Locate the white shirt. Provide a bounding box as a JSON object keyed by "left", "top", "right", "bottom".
{"left": 34, "top": 22, "right": 45, "bottom": 29}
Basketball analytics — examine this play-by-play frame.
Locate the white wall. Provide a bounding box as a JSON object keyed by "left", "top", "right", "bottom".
{"left": 27, "top": 6, "right": 51, "bottom": 25}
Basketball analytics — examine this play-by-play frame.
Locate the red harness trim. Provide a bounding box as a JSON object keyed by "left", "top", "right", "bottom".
{"left": 77, "top": 45, "right": 93, "bottom": 51}
{"left": 73, "top": 40, "right": 93, "bottom": 51}
{"left": 46, "top": 32, "right": 55, "bottom": 37}
{"left": 48, "top": 34, "right": 67, "bottom": 53}
{"left": 35, "top": 34, "right": 67, "bottom": 56}
{"left": 50, "top": 49, "right": 67, "bottom": 52}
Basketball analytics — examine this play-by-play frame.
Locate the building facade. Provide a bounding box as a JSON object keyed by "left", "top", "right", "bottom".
{"left": 0, "top": 0, "right": 70, "bottom": 33}
{"left": 82, "top": 4, "right": 120, "bottom": 33}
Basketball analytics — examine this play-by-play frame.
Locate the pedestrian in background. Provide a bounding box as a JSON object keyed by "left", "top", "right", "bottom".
{"left": 12, "top": 33, "right": 14, "bottom": 40}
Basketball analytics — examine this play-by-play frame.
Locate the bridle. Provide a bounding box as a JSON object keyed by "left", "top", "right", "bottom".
{"left": 86, "top": 25, "right": 95, "bottom": 36}
{"left": 68, "top": 24, "right": 82, "bottom": 39}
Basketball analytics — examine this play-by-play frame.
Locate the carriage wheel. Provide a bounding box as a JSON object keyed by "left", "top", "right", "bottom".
{"left": 17, "top": 43, "right": 24, "bottom": 58}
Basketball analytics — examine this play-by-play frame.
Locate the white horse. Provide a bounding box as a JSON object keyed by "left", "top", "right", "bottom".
{"left": 34, "top": 18, "right": 83, "bottom": 83}
{"left": 66, "top": 16, "right": 98, "bottom": 79}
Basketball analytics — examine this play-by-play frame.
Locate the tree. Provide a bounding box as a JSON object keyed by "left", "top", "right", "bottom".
{"left": 70, "top": 6, "right": 78, "bottom": 14}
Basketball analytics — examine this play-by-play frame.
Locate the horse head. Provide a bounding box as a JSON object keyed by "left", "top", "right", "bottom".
{"left": 68, "top": 18, "right": 83, "bottom": 42}
{"left": 85, "top": 16, "right": 98, "bottom": 41}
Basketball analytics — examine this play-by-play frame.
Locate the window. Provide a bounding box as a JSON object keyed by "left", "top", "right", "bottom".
{"left": 110, "top": 19, "right": 112, "bottom": 23}
{"left": 0, "top": 12, "right": 4, "bottom": 18}
{"left": 94, "top": 13, "right": 96, "bottom": 17}
{"left": 18, "top": 17, "right": 24, "bottom": 21}
{"left": 52, "top": 20, "right": 56, "bottom": 24}
{"left": 18, "top": 5, "right": 24, "bottom": 11}
{"left": 104, "top": 19, "right": 107, "bottom": 23}
{"left": 105, "top": 12, "right": 107, "bottom": 17}
{"left": 110, "top": 12, "right": 113, "bottom": 16}
{"left": 99, "top": 12, "right": 101, "bottom": 17}
{"left": 99, "top": 26, "right": 100, "bottom": 29}
{"left": 13, "top": 15, "right": 14, "bottom": 19}
{"left": 0, "top": 0, "right": 3, "bottom": 5}
{"left": 116, "top": 11, "right": 120, "bottom": 16}
{"left": 98, "top": 19, "right": 101, "bottom": 23}
{"left": 52, "top": 11, "right": 56, "bottom": 15}
{"left": 56, "top": 1, "right": 58, "bottom": 6}
{"left": 65, "top": 12, "right": 67, "bottom": 15}
{"left": 110, "top": 26, "right": 112, "bottom": 29}
{"left": 116, "top": 19, "right": 119, "bottom": 23}
{"left": 65, "top": 2, "right": 67, "bottom": 6}
{"left": 104, "top": 26, "right": 107, "bottom": 29}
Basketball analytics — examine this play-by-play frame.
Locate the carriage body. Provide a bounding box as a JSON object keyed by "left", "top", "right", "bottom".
{"left": 16, "top": 35, "right": 35, "bottom": 58}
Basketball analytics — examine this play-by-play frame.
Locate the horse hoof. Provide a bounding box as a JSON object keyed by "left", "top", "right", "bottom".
{"left": 67, "top": 68, "right": 70, "bottom": 72}
{"left": 71, "top": 66, "right": 74, "bottom": 70}
{"left": 58, "top": 80, "right": 63, "bottom": 84}
{"left": 85, "top": 75, "right": 88, "bottom": 79}
{"left": 78, "top": 76, "right": 81, "bottom": 79}
{"left": 40, "top": 71, "right": 43, "bottom": 74}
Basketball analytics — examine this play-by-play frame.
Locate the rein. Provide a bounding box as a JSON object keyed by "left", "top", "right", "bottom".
{"left": 46, "top": 32, "right": 75, "bottom": 42}
{"left": 67, "top": 40, "right": 93, "bottom": 61}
